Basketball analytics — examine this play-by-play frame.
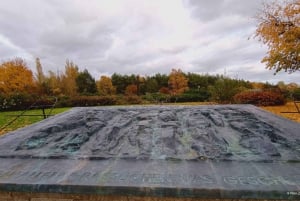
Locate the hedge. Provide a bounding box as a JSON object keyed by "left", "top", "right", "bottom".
{"left": 292, "top": 88, "right": 300, "bottom": 101}
{"left": 0, "top": 94, "right": 117, "bottom": 111}
{"left": 67, "top": 96, "right": 117, "bottom": 107}
{"left": 233, "top": 91, "right": 285, "bottom": 106}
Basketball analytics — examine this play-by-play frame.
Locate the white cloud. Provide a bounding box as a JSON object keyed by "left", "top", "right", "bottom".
{"left": 0, "top": 0, "right": 299, "bottom": 84}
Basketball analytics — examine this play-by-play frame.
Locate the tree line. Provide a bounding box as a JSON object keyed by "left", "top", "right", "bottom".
{"left": 0, "top": 57, "right": 299, "bottom": 110}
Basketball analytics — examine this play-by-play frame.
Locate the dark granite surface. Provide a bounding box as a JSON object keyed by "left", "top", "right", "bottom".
{"left": 0, "top": 105, "right": 299, "bottom": 199}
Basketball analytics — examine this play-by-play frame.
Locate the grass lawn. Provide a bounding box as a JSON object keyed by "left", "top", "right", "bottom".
{"left": 0, "top": 108, "right": 70, "bottom": 135}
{"left": 260, "top": 102, "right": 300, "bottom": 123}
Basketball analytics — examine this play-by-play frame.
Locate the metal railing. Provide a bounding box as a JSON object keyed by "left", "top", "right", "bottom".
{"left": 0, "top": 97, "right": 57, "bottom": 133}
{"left": 281, "top": 96, "right": 300, "bottom": 114}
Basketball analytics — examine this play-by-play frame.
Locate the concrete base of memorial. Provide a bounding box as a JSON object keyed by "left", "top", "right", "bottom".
{"left": 0, "top": 192, "right": 295, "bottom": 201}
{"left": 0, "top": 105, "right": 299, "bottom": 200}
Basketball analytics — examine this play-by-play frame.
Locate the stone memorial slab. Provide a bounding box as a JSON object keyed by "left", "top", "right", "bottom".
{"left": 0, "top": 105, "right": 299, "bottom": 200}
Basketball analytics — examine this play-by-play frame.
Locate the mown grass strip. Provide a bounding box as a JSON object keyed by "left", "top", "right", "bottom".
{"left": 0, "top": 108, "right": 70, "bottom": 135}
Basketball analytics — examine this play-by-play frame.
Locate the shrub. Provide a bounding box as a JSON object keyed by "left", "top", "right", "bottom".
{"left": 142, "top": 90, "right": 210, "bottom": 103}
{"left": 55, "top": 96, "right": 70, "bottom": 108}
{"left": 234, "top": 91, "right": 285, "bottom": 106}
{"left": 292, "top": 88, "right": 300, "bottom": 101}
{"left": 68, "top": 96, "right": 117, "bottom": 107}
{"left": 142, "top": 93, "right": 170, "bottom": 103}
{"left": 34, "top": 97, "right": 57, "bottom": 107}
{"left": 0, "top": 93, "right": 37, "bottom": 111}
{"left": 208, "top": 79, "right": 243, "bottom": 103}
{"left": 0, "top": 94, "right": 61, "bottom": 111}
{"left": 169, "top": 92, "right": 210, "bottom": 103}
{"left": 182, "top": 89, "right": 210, "bottom": 102}
{"left": 0, "top": 94, "right": 7, "bottom": 110}
{"left": 123, "top": 95, "right": 143, "bottom": 104}
{"left": 158, "top": 87, "right": 170, "bottom": 94}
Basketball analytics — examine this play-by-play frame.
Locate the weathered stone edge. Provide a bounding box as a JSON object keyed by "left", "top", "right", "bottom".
{"left": 0, "top": 183, "right": 299, "bottom": 200}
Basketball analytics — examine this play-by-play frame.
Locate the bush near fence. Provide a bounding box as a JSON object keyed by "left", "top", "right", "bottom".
{"left": 234, "top": 91, "right": 285, "bottom": 106}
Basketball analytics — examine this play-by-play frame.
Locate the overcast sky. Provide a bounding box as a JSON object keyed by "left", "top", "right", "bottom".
{"left": 0, "top": 0, "right": 299, "bottom": 84}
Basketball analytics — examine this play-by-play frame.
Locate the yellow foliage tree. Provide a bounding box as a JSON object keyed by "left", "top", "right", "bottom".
{"left": 168, "top": 68, "right": 189, "bottom": 95}
{"left": 255, "top": 0, "right": 300, "bottom": 73}
{"left": 96, "top": 76, "right": 116, "bottom": 95}
{"left": 251, "top": 82, "right": 265, "bottom": 90}
{"left": 48, "top": 70, "right": 62, "bottom": 96}
{"left": 0, "top": 58, "right": 35, "bottom": 95}
{"left": 61, "top": 60, "right": 79, "bottom": 96}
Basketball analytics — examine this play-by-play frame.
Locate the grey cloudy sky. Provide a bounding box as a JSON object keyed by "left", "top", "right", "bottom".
{"left": 0, "top": 0, "right": 299, "bottom": 84}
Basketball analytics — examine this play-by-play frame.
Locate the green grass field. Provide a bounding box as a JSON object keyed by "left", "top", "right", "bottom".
{"left": 0, "top": 108, "right": 70, "bottom": 135}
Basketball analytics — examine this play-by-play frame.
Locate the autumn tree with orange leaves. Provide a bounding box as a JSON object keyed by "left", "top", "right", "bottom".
{"left": 125, "top": 84, "right": 138, "bottom": 96}
{"left": 0, "top": 58, "right": 35, "bottom": 95}
{"left": 97, "top": 76, "right": 116, "bottom": 95}
{"left": 168, "top": 69, "right": 189, "bottom": 95}
{"left": 255, "top": 0, "right": 300, "bottom": 74}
